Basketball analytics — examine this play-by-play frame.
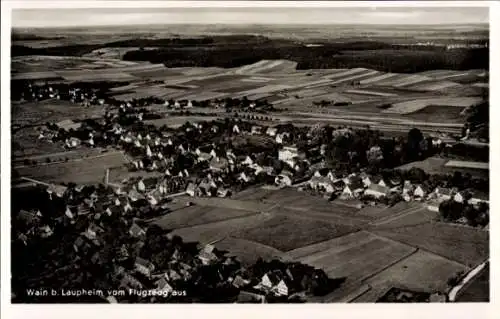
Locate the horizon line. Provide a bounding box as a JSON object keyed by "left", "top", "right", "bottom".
{"left": 12, "top": 22, "right": 490, "bottom": 30}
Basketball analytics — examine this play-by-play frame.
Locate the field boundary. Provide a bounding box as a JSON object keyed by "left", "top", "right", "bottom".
{"left": 370, "top": 230, "right": 475, "bottom": 269}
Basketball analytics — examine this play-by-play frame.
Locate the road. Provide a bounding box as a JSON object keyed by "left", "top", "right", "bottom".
{"left": 13, "top": 150, "right": 126, "bottom": 169}
{"left": 448, "top": 261, "right": 488, "bottom": 302}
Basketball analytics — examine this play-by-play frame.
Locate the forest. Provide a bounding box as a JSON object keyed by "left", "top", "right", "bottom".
{"left": 11, "top": 35, "right": 489, "bottom": 73}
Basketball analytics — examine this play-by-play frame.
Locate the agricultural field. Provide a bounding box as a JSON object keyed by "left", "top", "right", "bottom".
{"left": 233, "top": 60, "right": 298, "bottom": 75}
{"left": 344, "top": 89, "right": 397, "bottom": 97}
{"left": 361, "top": 250, "right": 468, "bottom": 299}
{"left": 369, "top": 206, "right": 437, "bottom": 229}
{"left": 12, "top": 129, "right": 64, "bottom": 158}
{"left": 154, "top": 206, "right": 258, "bottom": 230}
{"left": 232, "top": 215, "right": 358, "bottom": 252}
{"left": 231, "top": 186, "right": 274, "bottom": 201}
{"left": 403, "top": 104, "right": 467, "bottom": 123}
{"left": 144, "top": 116, "right": 220, "bottom": 128}
{"left": 12, "top": 99, "right": 105, "bottom": 127}
{"left": 287, "top": 231, "right": 416, "bottom": 282}
{"left": 408, "top": 80, "right": 461, "bottom": 92}
{"left": 396, "top": 157, "right": 489, "bottom": 179}
{"left": 214, "top": 237, "right": 285, "bottom": 266}
{"left": 354, "top": 202, "right": 425, "bottom": 223}
{"left": 12, "top": 148, "right": 103, "bottom": 168}
{"left": 170, "top": 213, "right": 274, "bottom": 245}
{"left": 383, "top": 97, "right": 484, "bottom": 114}
{"left": 444, "top": 160, "right": 489, "bottom": 170}
{"left": 15, "top": 151, "right": 128, "bottom": 185}
{"left": 178, "top": 196, "right": 275, "bottom": 213}
{"left": 372, "top": 223, "right": 489, "bottom": 267}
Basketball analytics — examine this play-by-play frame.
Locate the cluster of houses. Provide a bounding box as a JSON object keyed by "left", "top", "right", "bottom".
{"left": 16, "top": 82, "right": 107, "bottom": 106}
{"left": 301, "top": 165, "right": 489, "bottom": 209}
{"left": 14, "top": 179, "right": 335, "bottom": 303}
{"left": 37, "top": 103, "right": 489, "bottom": 214}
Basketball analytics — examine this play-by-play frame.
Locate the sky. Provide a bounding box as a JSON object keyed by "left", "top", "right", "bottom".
{"left": 12, "top": 7, "right": 489, "bottom": 28}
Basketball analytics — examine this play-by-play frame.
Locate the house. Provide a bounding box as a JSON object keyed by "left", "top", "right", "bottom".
{"left": 341, "top": 184, "right": 364, "bottom": 199}
{"left": 434, "top": 187, "right": 453, "bottom": 201}
{"left": 167, "top": 269, "right": 182, "bottom": 282}
{"left": 66, "top": 137, "right": 81, "bottom": 148}
{"left": 413, "top": 185, "right": 429, "bottom": 199}
{"left": 137, "top": 180, "right": 146, "bottom": 192}
{"left": 257, "top": 273, "right": 279, "bottom": 290}
{"left": 196, "top": 149, "right": 212, "bottom": 163}
{"left": 364, "top": 184, "right": 390, "bottom": 199}
{"left": 198, "top": 244, "right": 218, "bottom": 265}
{"left": 313, "top": 167, "right": 329, "bottom": 178}
{"left": 209, "top": 157, "right": 230, "bottom": 172}
{"left": 217, "top": 188, "right": 231, "bottom": 198}
{"left": 255, "top": 165, "right": 274, "bottom": 176}
{"left": 361, "top": 173, "right": 373, "bottom": 187}
{"left": 275, "top": 132, "right": 290, "bottom": 144}
{"left": 135, "top": 257, "right": 155, "bottom": 277}
{"left": 241, "top": 155, "right": 255, "bottom": 166}
{"left": 309, "top": 176, "right": 335, "bottom": 193}
{"left": 271, "top": 279, "right": 290, "bottom": 297}
{"left": 275, "top": 170, "right": 294, "bottom": 187}
{"left": 186, "top": 182, "right": 197, "bottom": 197}
{"left": 454, "top": 191, "right": 467, "bottom": 203}
{"left": 251, "top": 126, "right": 262, "bottom": 135}
{"left": 327, "top": 171, "right": 341, "bottom": 182}
{"left": 129, "top": 223, "right": 146, "bottom": 238}
{"left": 266, "top": 127, "right": 278, "bottom": 137}
{"left": 231, "top": 275, "right": 250, "bottom": 289}
{"left": 47, "top": 184, "right": 67, "bottom": 198}
{"left": 238, "top": 171, "right": 252, "bottom": 183}
{"left": 402, "top": 181, "right": 415, "bottom": 195}
{"left": 65, "top": 206, "right": 75, "bottom": 219}
{"left": 233, "top": 124, "right": 241, "bottom": 134}
{"left": 83, "top": 224, "right": 104, "bottom": 241}
{"left": 377, "top": 178, "right": 391, "bottom": 188}
{"left": 155, "top": 278, "right": 174, "bottom": 294}
{"left": 128, "top": 188, "right": 144, "bottom": 202}
{"left": 278, "top": 146, "right": 300, "bottom": 162}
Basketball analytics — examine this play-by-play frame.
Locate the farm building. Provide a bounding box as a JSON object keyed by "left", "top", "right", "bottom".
{"left": 364, "top": 184, "right": 390, "bottom": 199}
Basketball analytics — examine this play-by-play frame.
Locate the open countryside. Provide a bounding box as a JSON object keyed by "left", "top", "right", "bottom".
{"left": 11, "top": 8, "right": 489, "bottom": 304}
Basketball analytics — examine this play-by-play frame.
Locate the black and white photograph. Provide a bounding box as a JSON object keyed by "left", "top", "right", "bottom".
{"left": 3, "top": 0, "right": 492, "bottom": 310}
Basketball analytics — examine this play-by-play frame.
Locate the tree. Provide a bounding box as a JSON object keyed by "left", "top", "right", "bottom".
{"left": 407, "top": 128, "right": 424, "bottom": 160}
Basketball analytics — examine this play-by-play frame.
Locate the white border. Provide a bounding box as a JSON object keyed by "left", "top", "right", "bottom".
{"left": 1, "top": 1, "right": 497, "bottom": 319}
{"left": 5, "top": 1, "right": 495, "bottom": 9}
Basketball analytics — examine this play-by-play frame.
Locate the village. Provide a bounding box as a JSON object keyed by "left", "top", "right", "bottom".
{"left": 11, "top": 78, "right": 490, "bottom": 304}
